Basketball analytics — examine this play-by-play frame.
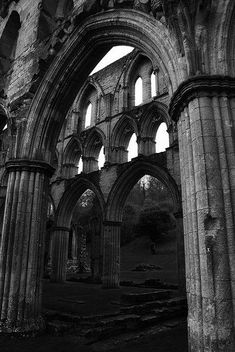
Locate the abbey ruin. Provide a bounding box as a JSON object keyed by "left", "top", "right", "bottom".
{"left": 0, "top": 0, "right": 235, "bottom": 351}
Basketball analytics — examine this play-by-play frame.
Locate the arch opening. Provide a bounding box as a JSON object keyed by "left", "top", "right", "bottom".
{"left": 135, "top": 77, "right": 143, "bottom": 106}
{"left": 50, "top": 179, "right": 105, "bottom": 284}
{"left": 151, "top": 71, "right": 157, "bottom": 97}
{"left": 22, "top": 10, "right": 182, "bottom": 161}
{"left": 155, "top": 122, "right": 169, "bottom": 153}
{"left": 128, "top": 133, "right": 138, "bottom": 161}
{"left": 85, "top": 102, "right": 92, "bottom": 128}
{"left": 120, "top": 174, "right": 178, "bottom": 285}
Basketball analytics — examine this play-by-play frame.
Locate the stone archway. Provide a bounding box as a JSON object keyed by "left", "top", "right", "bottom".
{"left": 51, "top": 174, "right": 105, "bottom": 283}
{"left": 0, "top": 9, "right": 183, "bottom": 333}
{"left": 103, "top": 158, "right": 182, "bottom": 288}
{"left": 0, "top": 3, "right": 235, "bottom": 351}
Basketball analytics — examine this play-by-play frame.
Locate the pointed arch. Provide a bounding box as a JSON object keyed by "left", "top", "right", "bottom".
{"left": 55, "top": 175, "right": 105, "bottom": 228}
{"left": 63, "top": 136, "right": 82, "bottom": 165}
{"left": 84, "top": 127, "right": 105, "bottom": 157}
{"left": 21, "top": 9, "right": 185, "bottom": 162}
{"left": 82, "top": 127, "right": 106, "bottom": 172}
{"left": 106, "top": 159, "right": 181, "bottom": 222}
{"left": 112, "top": 115, "right": 138, "bottom": 149}
{"left": 62, "top": 136, "right": 82, "bottom": 177}
{"left": 140, "top": 101, "right": 171, "bottom": 139}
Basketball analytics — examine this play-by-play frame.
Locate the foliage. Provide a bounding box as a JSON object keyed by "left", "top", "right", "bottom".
{"left": 121, "top": 175, "right": 175, "bottom": 245}
{"left": 137, "top": 206, "right": 176, "bottom": 243}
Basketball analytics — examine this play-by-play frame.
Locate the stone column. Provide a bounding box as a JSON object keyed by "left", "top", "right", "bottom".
{"left": 169, "top": 76, "right": 235, "bottom": 351}
{"left": 137, "top": 136, "right": 156, "bottom": 156}
{"left": 77, "top": 226, "right": 90, "bottom": 273}
{"left": 174, "top": 211, "right": 186, "bottom": 295}
{"left": 0, "top": 159, "right": 53, "bottom": 333}
{"left": 50, "top": 227, "right": 70, "bottom": 282}
{"left": 71, "top": 229, "right": 78, "bottom": 262}
{"left": 90, "top": 218, "right": 101, "bottom": 282}
{"left": 111, "top": 146, "right": 128, "bottom": 164}
{"left": 102, "top": 221, "right": 121, "bottom": 288}
{"left": 82, "top": 156, "right": 98, "bottom": 173}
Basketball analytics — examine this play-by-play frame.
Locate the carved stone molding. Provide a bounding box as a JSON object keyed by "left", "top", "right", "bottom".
{"left": 169, "top": 75, "right": 235, "bottom": 122}
{"left": 6, "top": 158, "right": 55, "bottom": 176}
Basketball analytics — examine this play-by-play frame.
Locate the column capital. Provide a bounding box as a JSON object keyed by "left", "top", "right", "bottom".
{"left": 6, "top": 159, "right": 55, "bottom": 177}
{"left": 169, "top": 75, "right": 235, "bottom": 122}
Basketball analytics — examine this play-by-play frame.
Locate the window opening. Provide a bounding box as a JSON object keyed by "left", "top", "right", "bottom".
{"left": 85, "top": 103, "right": 92, "bottom": 128}
{"left": 135, "top": 77, "right": 143, "bottom": 106}
{"left": 155, "top": 123, "right": 169, "bottom": 153}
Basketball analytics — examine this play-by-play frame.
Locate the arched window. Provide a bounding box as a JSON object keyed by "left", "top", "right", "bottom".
{"left": 78, "top": 157, "right": 83, "bottom": 174}
{"left": 128, "top": 134, "right": 138, "bottom": 161}
{"left": 98, "top": 146, "right": 105, "bottom": 169}
{"left": 151, "top": 72, "right": 157, "bottom": 97}
{"left": 85, "top": 103, "right": 92, "bottom": 128}
{"left": 135, "top": 77, "right": 143, "bottom": 106}
{"left": 155, "top": 123, "right": 169, "bottom": 153}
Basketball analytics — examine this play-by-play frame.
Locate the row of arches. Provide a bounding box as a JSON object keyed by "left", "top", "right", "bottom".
{"left": 60, "top": 115, "right": 170, "bottom": 177}
{"left": 48, "top": 158, "right": 182, "bottom": 285}
{"left": 75, "top": 51, "right": 168, "bottom": 130}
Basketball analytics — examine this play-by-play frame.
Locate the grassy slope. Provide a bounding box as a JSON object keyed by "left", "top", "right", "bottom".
{"left": 120, "top": 232, "right": 178, "bottom": 284}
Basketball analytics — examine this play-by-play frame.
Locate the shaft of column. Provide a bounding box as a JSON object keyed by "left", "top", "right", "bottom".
{"left": 170, "top": 76, "right": 235, "bottom": 351}
{"left": 102, "top": 221, "right": 121, "bottom": 288}
{"left": 175, "top": 213, "right": 186, "bottom": 295}
{"left": 50, "top": 227, "right": 70, "bottom": 283}
{"left": 0, "top": 159, "right": 53, "bottom": 333}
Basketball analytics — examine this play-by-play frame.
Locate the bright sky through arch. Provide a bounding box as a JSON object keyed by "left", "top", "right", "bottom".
{"left": 90, "top": 46, "right": 134, "bottom": 75}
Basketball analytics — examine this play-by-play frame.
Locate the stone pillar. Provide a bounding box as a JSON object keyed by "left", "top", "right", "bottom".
{"left": 90, "top": 218, "right": 101, "bottom": 282}
{"left": 50, "top": 227, "right": 70, "bottom": 282}
{"left": 169, "top": 76, "right": 235, "bottom": 351}
{"left": 111, "top": 146, "right": 128, "bottom": 164}
{"left": 143, "top": 75, "right": 151, "bottom": 101}
{"left": 0, "top": 159, "right": 53, "bottom": 333}
{"left": 62, "top": 163, "right": 78, "bottom": 178}
{"left": 138, "top": 136, "right": 156, "bottom": 156}
{"left": 77, "top": 226, "right": 90, "bottom": 272}
{"left": 71, "top": 229, "right": 78, "bottom": 262}
{"left": 82, "top": 156, "right": 98, "bottom": 173}
{"left": 174, "top": 211, "right": 186, "bottom": 295}
{"left": 102, "top": 221, "right": 121, "bottom": 288}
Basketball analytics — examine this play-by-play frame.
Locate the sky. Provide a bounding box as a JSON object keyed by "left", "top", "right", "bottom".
{"left": 90, "top": 46, "right": 134, "bottom": 74}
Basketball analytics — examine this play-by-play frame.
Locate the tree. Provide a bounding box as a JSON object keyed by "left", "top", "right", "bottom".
{"left": 136, "top": 205, "right": 176, "bottom": 243}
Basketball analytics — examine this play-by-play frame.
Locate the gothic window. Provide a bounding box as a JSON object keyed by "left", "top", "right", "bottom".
{"left": 128, "top": 133, "right": 138, "bottom": 161}
{"left": 77, "top": 157, "right": 83, "bottom": 174}
{"left": 151, "top": 71, "right": 157, "bottom": 97}
{"left": 155, "top": 122, "right": 169, "bottom": 153}
{"left": 135, "top": 77, "right": 143, "bottom": 106}
{"left": 98, "top": 146, "right": 105, "bottom": 169}
{"left": 85, "top": 102, "right": 92, "bottom": 128}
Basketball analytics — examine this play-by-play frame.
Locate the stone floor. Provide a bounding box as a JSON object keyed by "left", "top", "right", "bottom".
{"left": 0, "top": 280, "right": 188, "bottom": 352}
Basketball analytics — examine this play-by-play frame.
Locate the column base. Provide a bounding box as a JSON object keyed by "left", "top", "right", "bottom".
{"left": 0, "top": 316, "right": 45, "bottom": 334}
